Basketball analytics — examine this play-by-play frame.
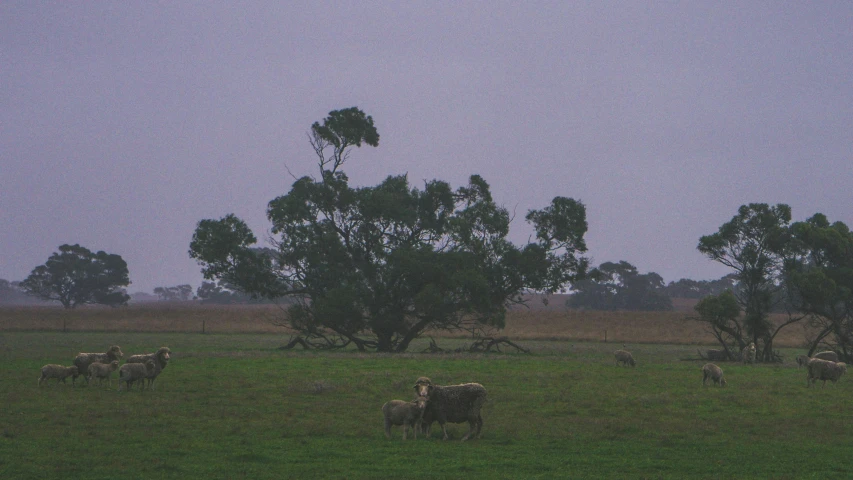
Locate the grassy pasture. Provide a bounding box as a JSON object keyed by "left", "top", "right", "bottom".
{"left": 2, "top": 330, "right": 852, "bottom": 479}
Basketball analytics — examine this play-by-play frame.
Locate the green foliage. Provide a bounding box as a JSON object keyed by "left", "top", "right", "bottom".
{"left": 3, "top": 332, "right": 853, "bottom": 479}
{"left": 697, "top": 204, "right": 795, "bottom": 360}
{"left": 189, "top": 108, "right": 589, "bottom": 352}
{"left": 786, "top": 214, "right": 853, "bottom": 359}
{"left": 569, "top": 261, "right": 672, "bottom": 311}
{"left": 19, "top": 244, "right": 130, "bottom": 309}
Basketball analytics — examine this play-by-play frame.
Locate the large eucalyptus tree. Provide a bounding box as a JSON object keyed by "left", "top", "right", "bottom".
{"left": 190, "top": 107, "right": 590, "bottom": 352}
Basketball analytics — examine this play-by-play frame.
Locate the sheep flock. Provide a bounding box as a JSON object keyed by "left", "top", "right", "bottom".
{"left": 37, "top": 345, "right": 172, "bottom": 392}
{"left": 34, "top": 339, "right": 849, "bottom": 442}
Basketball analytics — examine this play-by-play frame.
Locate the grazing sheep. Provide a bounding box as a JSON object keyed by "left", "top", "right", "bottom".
{"left": 126, "top": 347, "right": 171, "bottom": 390}
{"left": 806, "top": 358, "right": 847, "bottom": 387}
{"left": 796, "top": 355, "right": 811, "bottom": 368}
{"left": 73, "top": 346, "right": 123, "bottom": 385}
{"left": 117, "top": 359, "right": 156, "bottom": 392}
{"left": 382, "top": 396, "right": 428, "bottom": 440}
{"left": 414, "top": 377, "right": 487, "bottom": 441}
{"left": 813, "top": 351, "right": 839, "bottom": 362}
{"left": 87, "top": 360, "right": 120, "bottom": 387}
{"left": 38, "top": 365, "right": 79, "bottom": 386}
{"left": 614, "top": 349, "right": 636, "bottom": 367}
{"left": 741, "top": 343, "right": 756, "bottom": 364}
{"left": 701, "top": 349, "right": 729, "bottom": 362}
{"left": 701, "top": 363, "right": 727, "bottom": 387}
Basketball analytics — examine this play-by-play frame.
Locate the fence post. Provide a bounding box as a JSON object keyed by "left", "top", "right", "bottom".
{"left": 202, "top": 319, "right": 206, "bottom": 334}
{"left": 604, "top": 329, "right": 607, "bottom": 343}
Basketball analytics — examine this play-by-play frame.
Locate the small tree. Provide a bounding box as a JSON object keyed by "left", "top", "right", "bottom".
{"left": 190, "top": 107, "right": 590, "bottom": 352}
{"left": 692, "top": 290, "right": 742, "bottom": 360}
{"left": 20, "top": 244, "right": 131, "bottom": 309}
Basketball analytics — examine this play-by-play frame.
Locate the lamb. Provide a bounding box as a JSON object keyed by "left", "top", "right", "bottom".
{"left": 38, "top": 364, "right": 79, "bottom": 386}
{"left": 414, "top": 376, "right": 487, "bottom": 441}
{"left": 796, "top": 355, "right": 811, "bottom": 368}
{"left": 813, "top": 351, "right": 839, "bottom": 362}
{"left": 806, "top": 358, "right": 847, "bottom": 387}
{"left": 125, "top": 347, "right": 171, "bottom": 390}
{"left": 701, "top": 363, "right": 727, "bottom": 387}
{"left": 382, "top": 396, "right": 428, "bottom": 440}
{"left": 614, "top": 349, "right": 636, "bottom": 367}
{"left": 87, "top": 360, "right": 120, "bottom": 387}
{"left": 117, "top": 359, "right": 156, "bottom": 392}
{"left": 73, "top": 345, "right": 123, "bottom": 385}
{"left": 741, "top": 342, "right": 756, "bottom": 364}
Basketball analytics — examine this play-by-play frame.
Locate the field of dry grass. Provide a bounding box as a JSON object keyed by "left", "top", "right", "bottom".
{"left": 0, "top": 302, "right": 814, "bottom": 348}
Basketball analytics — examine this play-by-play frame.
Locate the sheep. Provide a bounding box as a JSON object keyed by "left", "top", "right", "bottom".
{"left": 813, "top": 351, "right": 839, "bottom": 362}
{"left": 414, "top": 376, "right": 487, "bottom": 441}
{"left": 87, "top": 360, "right": 120, "bottom": 387}
{"left": 806, "top": 358, "right": 847, "bottom": 387}
{"left": 382, "top": 396, "right": 428, "bottom": 440}
{"left": 117, "top": 359, "right": 156, "bottom": 392}
{"left": 741, "top": 342, "right": 756, "bottom": 364}
{"left": 38, "top": 364, "right": 79, "bottom": 386}
{"left": 73, "top": 345, "right": 123, "bottom": 385}
{"left": 796, "top": 355, "right": 811, "bottom": 368}
{"left": 701, "top": 349, "right": 728, "bottom": 362}
{"left": 614, "top": 349, "right": 636, "bottom": 367}
{"left": 125, "top": 347, "right": 171, "bottom": 390}
{"left": 701, "top": 363, "right": 727, "bottom": 387}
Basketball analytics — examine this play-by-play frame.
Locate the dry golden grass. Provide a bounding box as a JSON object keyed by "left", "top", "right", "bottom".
{"left": 0, "top": 303, "right": 814, "bottom": 347}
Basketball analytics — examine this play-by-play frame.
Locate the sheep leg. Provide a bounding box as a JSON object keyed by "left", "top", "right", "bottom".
{"left": 440, "top": 422, "right": 449, "bottom": 441}
{"left": 384, "top": 418, "right": 392, "bottom": 439}
{"left": 402, "top": 424, "right": 408, "bottom": 441}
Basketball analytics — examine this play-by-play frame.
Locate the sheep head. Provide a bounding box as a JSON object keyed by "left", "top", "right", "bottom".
{"left": 157, "top": 347, "right": 172, "bottom": 364}
{"left": 414, "top": 377, "right": 432, "bottom": 397}
{"left": 412, "top": 396, "right": 428, "bottom": 414}
{"left": 109, "top": 345, "right": 124, "bottom": 358}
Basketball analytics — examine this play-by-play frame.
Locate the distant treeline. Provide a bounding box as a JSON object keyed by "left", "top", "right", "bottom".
{"left": 1, "top": 270, "right": 734, "bottom": 310}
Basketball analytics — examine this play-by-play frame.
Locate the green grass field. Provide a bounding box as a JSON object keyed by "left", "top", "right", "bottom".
{"left": 1, "top": 331, "right": 851, "bottom": 479}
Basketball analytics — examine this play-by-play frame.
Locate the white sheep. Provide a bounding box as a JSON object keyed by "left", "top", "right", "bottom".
{"left": 38, "top": 364, "right": 80, "bottom": 386}
{"left": 87, "top": 360, "right": 120, "bottom": 387}
{"left": 73, "top": 346, "right": 124, "bottom": 385}
{"left": 614, "top": 349, "right": 636, "bottom": 367}
{"left": 382, "top": 396, "right": 428, "bottom": 440}
{"left": 117, "top": 359, "right": 156, "bottom": 392}
{"left": 813, "top": 351, "right": 839, "bottom": 362}
{"left": 741, "top": 342, "right": 756, "bottom": 364}
{"left": 414, "top": 377, "right": 487, "bottom": 441}
{"left": 701, "top": 363, "right": 726, "bottom": 387}
{"left": 806, "top": 358, "right": 847, "bottom": 387}
{"left": 126, "top": 347, "right": 171, "bottom": 390}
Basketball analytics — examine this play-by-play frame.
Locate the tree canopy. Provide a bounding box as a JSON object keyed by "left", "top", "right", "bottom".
{"left": 785, "top": 214, "right": 853, "bottom": 360}
{"left": 189, "top": 107, "right": 590, "bottom": 352}
{"left": 697, "top": 203, "right": 795, "bottom": 361}
{"left": 20, "top": 244, "right": 131, "bottom": 309}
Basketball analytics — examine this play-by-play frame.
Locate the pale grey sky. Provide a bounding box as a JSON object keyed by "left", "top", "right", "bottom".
{"left": 2, "top": 2, "right": 851, "bottom": 294}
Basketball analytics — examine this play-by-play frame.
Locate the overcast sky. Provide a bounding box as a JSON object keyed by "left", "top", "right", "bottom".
{"left": 2, "top": 2, "right": 852, "bottom": 295}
